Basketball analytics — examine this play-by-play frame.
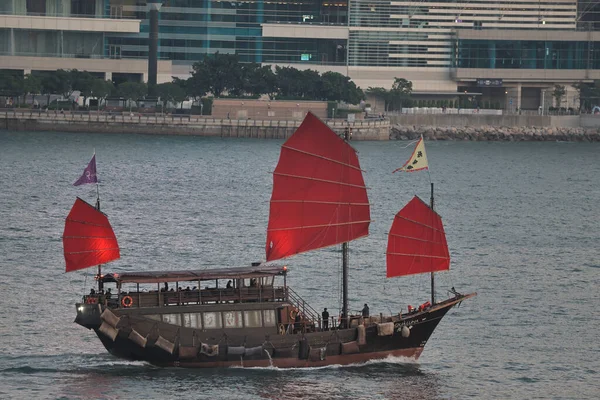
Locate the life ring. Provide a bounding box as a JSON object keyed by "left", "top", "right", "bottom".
{"left": 121, "top": 295, "right": 133, "bottom": 308}
{"left": 278, "top": 323, "right": 286, "bottom": 335}
{"left": 290, "top": 308, "right": 298, "bottom": 320}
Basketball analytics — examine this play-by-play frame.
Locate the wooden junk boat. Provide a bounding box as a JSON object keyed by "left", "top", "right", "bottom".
{"left": 65, "top": 112, "right": 475, "bottom": 368}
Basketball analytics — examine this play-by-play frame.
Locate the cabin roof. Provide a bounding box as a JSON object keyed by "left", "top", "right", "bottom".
{"left": 101, "top": 264, "right": 287, "bottom": 284}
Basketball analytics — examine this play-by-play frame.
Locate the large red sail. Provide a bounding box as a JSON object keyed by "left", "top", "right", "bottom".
{"left": 386, "top": 196, "right": 449, "bottom": 278}
{"left": 266, "top": 112, "right": 371, "bottom": 261}
{"left": 63, "top": 197, "right": 120, "bottom": 272}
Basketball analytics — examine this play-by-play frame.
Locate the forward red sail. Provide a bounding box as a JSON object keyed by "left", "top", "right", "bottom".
{"left": 386, "top": 196, "right": 449, "bottom": 278}
{"left": 266, "top": 112, "right": 371, "bottom": 261}
{"left": 63, "top": 197, "right": 120, "bottom": 272}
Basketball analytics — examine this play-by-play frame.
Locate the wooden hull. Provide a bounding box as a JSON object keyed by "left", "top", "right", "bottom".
{"left": 78, "top": 295, "right": 472, "bottom": 369}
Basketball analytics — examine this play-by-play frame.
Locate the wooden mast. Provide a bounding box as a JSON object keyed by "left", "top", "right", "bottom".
{"left": 96, "top": 175, "right": 103, "bottom": 292}
{"left": 430, "top": 182, "right": 435, "bottom": 304}
{"left": 341, "top": 126, "right": 351, "bottom": 328}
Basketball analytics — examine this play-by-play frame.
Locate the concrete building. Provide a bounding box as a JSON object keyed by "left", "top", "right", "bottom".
{"left": 0, "top": 0, "right": 172, "bottom": 84}
{"left": 1, "top": 0, "right": 600, "bottom": 110}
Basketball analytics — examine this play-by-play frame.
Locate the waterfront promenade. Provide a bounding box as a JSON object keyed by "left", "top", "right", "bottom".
{"left": 0, "top": 110, "right": 390, "bottom": 140}
{"left": 2, "top": 110, "right": 599, "bottom": 141}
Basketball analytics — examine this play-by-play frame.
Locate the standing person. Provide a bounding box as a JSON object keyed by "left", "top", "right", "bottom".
{"left": 322, "top": 308, "right": 330, "bottom": 331}
{"left": 362, "top": 303, "right": 370, "bottom": 318}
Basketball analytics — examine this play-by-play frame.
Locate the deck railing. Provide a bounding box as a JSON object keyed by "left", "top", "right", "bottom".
{"left": 286, "top": 287, "right": 321, "bottom": 328}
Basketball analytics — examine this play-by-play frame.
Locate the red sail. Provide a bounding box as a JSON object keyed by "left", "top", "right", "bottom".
{"left": 63, "top": 197, "right": 120, "bottom": 272}
{"left": 266, "top": 112, "right": 371, "bottom": 261}
{"left": 386, "top": 196, "right": 450, "bottom": 278}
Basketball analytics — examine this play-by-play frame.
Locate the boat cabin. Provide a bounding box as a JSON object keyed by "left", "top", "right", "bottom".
{"left": 82, "top": 264, "right": 323, "bottom": 334}
{"left": 93, "top": 264, "right": 288, "bottom": 308}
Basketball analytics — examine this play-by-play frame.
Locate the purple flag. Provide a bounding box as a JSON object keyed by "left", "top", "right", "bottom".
{"left": 73, "top": 154, "right": 98, "bottom": 186}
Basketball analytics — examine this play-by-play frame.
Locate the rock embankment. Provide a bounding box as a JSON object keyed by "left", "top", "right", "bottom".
{"left": 391, "top": 125, "right": 600, "bottom": 142}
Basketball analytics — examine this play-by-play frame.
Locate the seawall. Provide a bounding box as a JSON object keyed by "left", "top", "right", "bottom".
{"left": 388, "top": 114, "right": 600, "bottom": 142}
{"left": 0, "top": 112, "right": 390, "bottom": 140}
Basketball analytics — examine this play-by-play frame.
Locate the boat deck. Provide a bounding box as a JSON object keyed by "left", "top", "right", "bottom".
{"left": 85, "top": 286, "right": 288, "bottom": 309}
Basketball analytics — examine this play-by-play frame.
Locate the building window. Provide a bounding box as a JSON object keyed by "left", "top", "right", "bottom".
{"left": 244, "top": 310, "right": 262, "bottom": 328}
{"left": 183, "top": 313, "right": 201, "bottom": 329}
{"left": 223, "top": 311, "right": 243, "bottom": 328}
{"left": 162, "top": 314, "right": 181, "bottom": 326}
{"left": 203, "top": 312, "right": 222, "bottom": 329}
{"left": 263, "top": 310, "right": 276, "bottom": 327}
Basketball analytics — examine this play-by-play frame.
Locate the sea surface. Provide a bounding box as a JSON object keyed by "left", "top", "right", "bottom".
{"left": 0, "top": 131, "right": 598, "bottom": 400}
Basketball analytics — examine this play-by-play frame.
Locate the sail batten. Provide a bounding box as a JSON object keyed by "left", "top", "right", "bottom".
{"left": 63, "top": 197, "right": 120, "bottom": 273}
{"left": 386, "top": 196, "right": 449, "bottom": 278}
{"left": 266, "top": 112, "right": 371, "bottom": 262}
{"left": 271, "top": 200, "right": 370, "bottom": 206}
{"left": 273, "top": 172, "right": 368, "bottom": 189}
{"left": 387, "top": 252, "right": 449, "bottom": 260}
{"left": 388, "top": 233, "right": 446, "bottom": 244}
{"left": 269, "top": 219, "right": 373, "bottom": 232}
{"left": 282, "top": 145, "right": 366, "bottom": 172}
{"left": 393, "top": 215, "right": 446, "bottom": 232}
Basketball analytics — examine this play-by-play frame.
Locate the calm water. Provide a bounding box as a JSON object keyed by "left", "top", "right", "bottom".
{"left": 0, "top": 131, "right": 598, "bottom": 399}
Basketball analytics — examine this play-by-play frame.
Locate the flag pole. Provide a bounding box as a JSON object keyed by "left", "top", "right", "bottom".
{"left": 425, "top": 137, "right": 435, "bottom": 304}
{"left": 93, "top": 149, "right": 103, "bottom": 292}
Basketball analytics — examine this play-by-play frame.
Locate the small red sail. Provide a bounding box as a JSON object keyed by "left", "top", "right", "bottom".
{"left": 266, "top": 112, "right": 371, "bottom": 261}
{"left": 63, "top": 197, "right": 120, "bottom": 272}
{"left": 386, "top": 196, "right": 449, "bottom": 278}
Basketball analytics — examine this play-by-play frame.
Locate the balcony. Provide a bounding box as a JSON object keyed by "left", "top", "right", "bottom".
{"left": 0, "top": 14, "right": 140, "bottom": 33}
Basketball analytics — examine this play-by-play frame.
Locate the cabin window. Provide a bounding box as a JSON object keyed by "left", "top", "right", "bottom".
{"left": 223, "top": 311, "right": 243, "bottom": 328}
{"left": 263, "top": 310, "right": 276, "bottom": 327}
{"left": 145, "top": 314, "right": 161, "bottom": 322}
{"left": 162, "top": 314, "right": 181, "bottom": 325}
{"left": 203, "top": 312, "right": 222, "bottom": 329}
{"left": 183, "top": 313, "right": 201, "bottom": 329}
{"left": 244, "top": 310, "right": 262, "bottom": 328}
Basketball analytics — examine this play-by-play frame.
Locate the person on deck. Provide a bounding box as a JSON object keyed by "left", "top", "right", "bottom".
{"left": 294, "top": 313, "right": 302, "bottom": 333}
{"left": 362, "top": 303, "right": 370, "bottom": 318}
{"left": 322, "top": 308, "right": 330, "bottom": 331}
{"left": 226, "top": 280, "right": 233, "bottom": 289}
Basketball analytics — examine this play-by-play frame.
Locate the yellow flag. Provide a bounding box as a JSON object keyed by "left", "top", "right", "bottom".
{"left": 393, "top": 136, "right": 429, "bottom": 173}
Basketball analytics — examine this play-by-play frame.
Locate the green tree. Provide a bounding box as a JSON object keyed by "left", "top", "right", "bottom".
{"left": 300, "top": 69, "right": 321, "bottom": 99}
{"left": 117, "top": 81, "right": 147, "bottom": 111}
{"left": 186, "top": 65, "right": 209, "bottom": 100}
{"left": 72, "top": 70, "right": 97, "bottom": 108}
{"left": 389, "top": 78, "right": 413, "bottom": 110}
{"left": 250, "top": 65, "right": 277, "bottom": 98}
{"left": 240, "top": 63, "right": 277, "bottom": 98}
{"left": 23, "top": 74, "right": 41, "bottom": 107}
{"left": 90, "top": 79, "right": 114, "bottom": 109}
{"left": 573, "top": 81, "right": 600, "bottom": 111}
{"left": 0, "top": 70, "right": 24, "bottom": 105}
{"left": 552, "top": 84, "right": 566, "bottom": 109}
{"left": 274, "top": 66, "right": 305, "bottom": 99}
{"left": 273, "top": 66, "right": 322, "bottom": 99}
{"left": 319, "top": 71, "right": 364, "bottom": 104}
{"left": 190, "top": 52, "right": 243, "bottom": 97}
{"left": 37, "top": 71, "right": 68, "bottom": 107}
{"left": 56, "top": 69, "right": 78, "bottom": 101}
{"left": 157, "top": 82, "right": 186, "bottom": 109}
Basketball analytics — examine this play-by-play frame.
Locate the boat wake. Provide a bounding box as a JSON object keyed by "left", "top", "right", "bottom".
{"left": 229, "top": 355, "right": 418, "bottom": 372}
{"left": 0, "top": 355, "right": 152, "bottom": 375}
